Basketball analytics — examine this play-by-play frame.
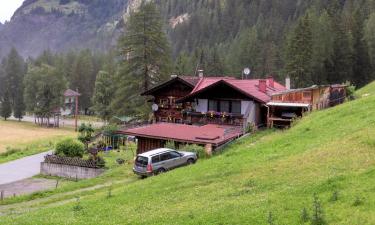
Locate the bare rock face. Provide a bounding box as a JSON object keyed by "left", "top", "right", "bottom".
{"left": 0, "top": 0, "right": 129, "bottom": 58}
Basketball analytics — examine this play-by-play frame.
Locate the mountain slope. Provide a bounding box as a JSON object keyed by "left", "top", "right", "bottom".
{"left": 2, "top": 84, "right": 375, "bottom": 224}
{"left": 0, "top": 0, "right": 128, "bottom": 58}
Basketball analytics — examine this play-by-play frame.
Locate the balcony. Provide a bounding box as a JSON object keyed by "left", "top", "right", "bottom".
{"left": 183, "top": 111, "right": 244, "bottom": 126}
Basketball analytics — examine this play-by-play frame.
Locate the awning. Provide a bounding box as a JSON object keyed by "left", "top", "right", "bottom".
{"left": 266, "top": 102, "right": 311, "bottom": 108}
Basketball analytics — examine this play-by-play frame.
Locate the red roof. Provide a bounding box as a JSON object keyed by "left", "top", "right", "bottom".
{"left": 64, "top": 89, "right": 81, "bottom": 97}
{"left": 183, "top": 77, "right": 286, "bottom": 103}
{"left": 118, "top": 123, "right": 242, "bottom": 146}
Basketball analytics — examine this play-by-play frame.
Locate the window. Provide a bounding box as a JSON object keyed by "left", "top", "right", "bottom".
{"left": 220, "top": 101, "right": 230, "bottom": 113}
{"left": 170, "top": 98, "right": 176, "bottom": 105}
{"left": 303, "top": 91, "right": 311, "bottom": 99}
{"left": 208, "top": 100, "right": 242, "bottom": 114}
{"left": 169, "top": 151, "right": 181, "bottom": 159}
{"left": 160, "top": 153, "right": 171, "bottom": 162}
{"left": 135, "top": 156, "right": 148, "bottom": 167}
{"left": 208, "top": 100, "right": 218, "bottom": 111}
{"left": 152, "top": 155, "right": 160, "bottom": 163}
{"left": 231, "top": 101, "right": 241, "bottom": 114}
{"left": 159, "top": 99, "right": 169, "bottom": 106}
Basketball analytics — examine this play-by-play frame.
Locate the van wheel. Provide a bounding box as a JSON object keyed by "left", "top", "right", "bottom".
{"left": 187, "top": 159, "right": 195, "bottom": 165}
{"left": 156, "top": 168, "right": 166, "bottom": 175}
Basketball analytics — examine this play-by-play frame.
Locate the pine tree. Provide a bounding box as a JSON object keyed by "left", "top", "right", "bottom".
{"left": 112, "top": 1, "right": 172, "bottom": 117}
{"left": 285, "top": 14, "right": 313, "bottom": 87}
{"left": 350, "top": 8, "right": 371, "bottom": 87}
{"left": 24, "top": 64, "right": 67, "bottom": 123}
{"left": 326, "top": 0, "right": 353, "bottom": 84}
{"left": 365, "top": 12, "right": 375, "bottom": 70}
{"left": 0, "top": 91, "right": 12, "bottom": 120}
{"left": 91, "top": 71, "right": 115, "bottom": 122}
{"left": 4, "top": 48, "right": 26, "bottom": 120}
{"left": 71, "top": 50, "right": 94, "bottom": 114}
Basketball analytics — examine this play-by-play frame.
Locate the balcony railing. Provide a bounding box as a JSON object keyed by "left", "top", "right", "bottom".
{"left": 183, "top": 111, "right": 244, "bottom": 126}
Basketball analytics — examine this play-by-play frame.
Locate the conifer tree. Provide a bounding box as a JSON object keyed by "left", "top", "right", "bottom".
{"left": 285, "top": 14, "right": 313, "bottom": 87}
{"left": 112, "top": 1, "right": 172, "bottom": 117}
{"left": 350, "top": 8, "right": 371, "bottom": 87}
{"left": 4, "top": 48, "right": 26, "bottom": 120}
{"left": 91, "top": 71, "right": 114, "bottom": 122}
{"left": 71, "top": 50, "right": 94, "bottom": 114}
{"left": 0, "top": 91, "right": 12, "bottom": 120}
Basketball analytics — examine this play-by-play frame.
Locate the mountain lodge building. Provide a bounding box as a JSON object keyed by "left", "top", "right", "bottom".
{"left": 119, "top": 74, "right": 287, "bottom": 154}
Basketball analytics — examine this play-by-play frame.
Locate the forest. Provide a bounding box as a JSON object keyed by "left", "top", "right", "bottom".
{"left": 0, "top": 0, "right": 375, "bottom": 121}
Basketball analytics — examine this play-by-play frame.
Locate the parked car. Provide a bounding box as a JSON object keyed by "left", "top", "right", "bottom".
{"left": 133, "top": 148, "right": 198, "bottom": 177}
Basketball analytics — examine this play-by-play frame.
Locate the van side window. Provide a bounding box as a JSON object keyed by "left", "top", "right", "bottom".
{"left": 152, "top": 155, "right": 160, "bottom": 163}
{"left": 169, "top": 151, "right": 181, "bottom": 159}
{"left": 160, "top": 153, "right": 171, "bottom": 161}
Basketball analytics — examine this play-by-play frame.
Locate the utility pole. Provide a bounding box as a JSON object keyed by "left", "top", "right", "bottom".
{"left": 75, "top": 88, "right": 79, "bottom": 132}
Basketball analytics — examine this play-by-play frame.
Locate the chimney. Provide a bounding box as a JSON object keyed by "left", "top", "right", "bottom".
{"left": 285, "top": 76, "right": 291, "bottom": 90}
{"left": 198, "top": 69, "right": 204, "bottom": 78}
{"left": 267, "top": 76, "right": 274, "bottom": 88}
{"left": 259, "top": 79, "right": 267, "bottom": 93}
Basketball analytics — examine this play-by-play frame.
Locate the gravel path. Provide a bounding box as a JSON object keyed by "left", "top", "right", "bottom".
{"left": 0, "top": 151, "right": 52, "bottom": 185}
{"left": 0, "top": 178, "right": 56, "bottom": 199}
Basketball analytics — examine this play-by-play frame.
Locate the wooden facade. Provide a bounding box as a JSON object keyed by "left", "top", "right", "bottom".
{"left": 137, "top": 137, "right": 165, "bottom": 154}
{"left": 267, "top": 85, "right": 347, "bottom": 128}
{"left": 142, "top": 77, "right": 195, "bottom": 123}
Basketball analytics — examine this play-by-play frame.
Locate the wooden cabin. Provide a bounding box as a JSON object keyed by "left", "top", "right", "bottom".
{"left": 267, "top": 85, "right": 347, "bottom": 128}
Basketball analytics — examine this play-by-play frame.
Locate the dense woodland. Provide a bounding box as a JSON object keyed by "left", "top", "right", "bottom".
{"left": 0, "top": 0, "right": 375, "bottom": 121}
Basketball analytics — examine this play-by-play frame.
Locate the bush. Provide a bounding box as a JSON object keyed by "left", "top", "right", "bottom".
{"left": 179, "top": 144, "right": 206, "bottom": 159}
{"left": 165, "top": 141, "right": 176, "bottom": 149}
{"left": 345, "top": 81, "right": 356, "bottom": 100}
{"left": 55, "top": 138, "right": 85, "bottom": 158}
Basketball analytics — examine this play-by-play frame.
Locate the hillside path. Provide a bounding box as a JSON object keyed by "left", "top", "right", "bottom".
{"left": 0, "top": 151, "right": 52, "bottom": 185}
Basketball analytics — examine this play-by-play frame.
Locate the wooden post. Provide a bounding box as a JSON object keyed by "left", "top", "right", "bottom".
{"left": 75, "top": 90, "right": 79, "bottom": 132}
{"left": 1, "top": 190, "right": 4, "bottom": 201}
{"left": 205, "top": 144, "right": 213, "bottom": 157}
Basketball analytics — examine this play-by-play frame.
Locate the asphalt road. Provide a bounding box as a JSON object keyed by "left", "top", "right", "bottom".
{"left": 9, "top": 116, "right": 104, "bottom": 128}
{"left": 0, "top": 151, "right": 52, "bottom": 185}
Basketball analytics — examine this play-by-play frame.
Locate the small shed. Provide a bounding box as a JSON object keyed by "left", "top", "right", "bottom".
{"left": 267, "top": 84, "right": 347, "bottom": 128}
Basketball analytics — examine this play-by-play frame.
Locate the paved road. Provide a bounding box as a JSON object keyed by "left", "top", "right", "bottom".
{"left": 9, "top": 116, "right": 104, "bottom": 128}
{"left": 0, "top": 151, "right": 52, "bottom": 185}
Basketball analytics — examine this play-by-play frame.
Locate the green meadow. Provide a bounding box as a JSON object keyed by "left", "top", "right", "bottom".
{"left": 1, "top": 82, "right": 375, "bottom": 224}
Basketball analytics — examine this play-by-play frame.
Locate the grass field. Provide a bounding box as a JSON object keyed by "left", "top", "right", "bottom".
{"left": 1, "top": 83, "right": 375, "bottom": 224}
{"left": 0, "top": 120, "right": 76, "bottom": 163}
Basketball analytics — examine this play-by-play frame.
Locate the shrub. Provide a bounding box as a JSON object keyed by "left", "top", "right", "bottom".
{"left": 179, "top": 144, "right": 206, "bottom": 158}
{"left": 330, "top": 190, "right": 339, "bottom": 202}
{"left": 353, "top": 196, "right": 363, "bottom": 207}
{"left": 267, "top": 211, "right": 275, "bottom": 225}
{"left": 165, "top": 141, "right": 176, "bottom": 149}
{"left": 300, "top": 207, "right": 310, "bottom": 223}
{"left": 345, "top": 81, "right": 356, "bottom": 100}
{"left": 311, "top": 194, "right": 326, "bottom": 225}
{"left": 55, "top": 138, "right": 85, "bottom": 158}
{"left": 88, "top": 153, "right": 106, "bottom": 168}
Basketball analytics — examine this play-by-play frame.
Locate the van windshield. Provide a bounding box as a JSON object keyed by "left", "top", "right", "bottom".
{"left": 135, "top": 156, "right": 148, "bottom": 167}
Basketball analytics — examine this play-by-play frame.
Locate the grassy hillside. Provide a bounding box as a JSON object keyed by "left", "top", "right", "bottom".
{"left": 2, "top": 85, "right": 375, "bottom": 224}
{"left": 356, "top": 81, "right": 375, "bottom": 97}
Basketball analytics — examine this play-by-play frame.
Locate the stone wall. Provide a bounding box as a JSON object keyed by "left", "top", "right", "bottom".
{"left": 40, "top": 162, "right": 105, "bottom": 179}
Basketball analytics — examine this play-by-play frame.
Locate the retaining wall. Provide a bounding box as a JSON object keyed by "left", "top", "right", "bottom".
{"left": 40, "top": 162, "right": 105, "bottom": 179}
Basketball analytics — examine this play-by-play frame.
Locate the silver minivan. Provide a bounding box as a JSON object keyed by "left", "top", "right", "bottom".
{"left": 133, "top": 148, "right": 198, "bottom": 177}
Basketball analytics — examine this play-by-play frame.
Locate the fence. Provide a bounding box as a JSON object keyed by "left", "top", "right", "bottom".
{"left": 44, "top": 155, "right": 101, "bottom": 168}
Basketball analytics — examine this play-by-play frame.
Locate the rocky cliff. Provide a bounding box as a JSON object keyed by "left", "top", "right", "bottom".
{"left": 0, "top": 0, "right": 130, "bottom": 58}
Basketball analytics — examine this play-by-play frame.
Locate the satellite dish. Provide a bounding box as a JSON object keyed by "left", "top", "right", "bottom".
{"left": 243, "top": 67, "right": 251, "bottom": 76}
{"left": 152, "top": 103, "right": 159, "bottom": 112}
